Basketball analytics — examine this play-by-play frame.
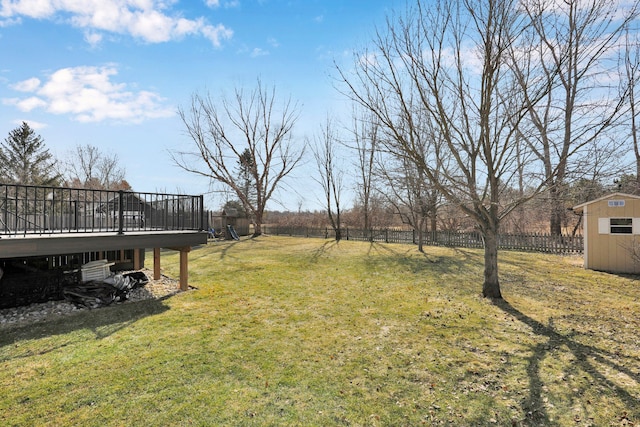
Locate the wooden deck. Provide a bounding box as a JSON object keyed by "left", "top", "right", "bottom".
{"left": 0, "top": 184, "right": 210, "bottom": 291}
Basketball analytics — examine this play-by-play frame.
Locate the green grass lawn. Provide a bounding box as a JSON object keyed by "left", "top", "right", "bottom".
{"left": 1, "top": 236, "right": 638, "bottom": 426}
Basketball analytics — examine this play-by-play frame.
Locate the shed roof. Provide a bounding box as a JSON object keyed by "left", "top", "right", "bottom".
{"left": 572, "top": 192, "right": 640, "bottom": 213}
{"left": 222, "top": 208, "right": 238, "bottom": 217}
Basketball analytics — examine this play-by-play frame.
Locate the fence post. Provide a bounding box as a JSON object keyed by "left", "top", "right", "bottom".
{"left": 118, "top": 190, "right": 124, "bottom": 234}
{"left": 199, "top": 195, "right": 205, "bottom": 231}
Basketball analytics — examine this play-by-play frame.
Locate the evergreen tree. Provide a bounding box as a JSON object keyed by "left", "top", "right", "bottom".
{"left": 236, "top": 148, "right": 257, "bottom": 215}
{"left": 0, "top": 122, "right": 60, "bottom": 186}
{"left": 223, "top": 199, "right": 247, "bottom": 218}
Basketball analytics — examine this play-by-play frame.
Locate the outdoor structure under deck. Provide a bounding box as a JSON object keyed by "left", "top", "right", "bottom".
{"left": 0, "top": 183, "right": 208, "bottom": 291}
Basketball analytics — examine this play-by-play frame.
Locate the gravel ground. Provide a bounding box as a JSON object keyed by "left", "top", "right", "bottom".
{"left": 0, "top": 269, "right": 182, "bottom": 328}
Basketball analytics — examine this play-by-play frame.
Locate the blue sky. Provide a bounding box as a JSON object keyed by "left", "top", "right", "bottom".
{"left": 0, "top": 0, "right": 401, "bottom": 210}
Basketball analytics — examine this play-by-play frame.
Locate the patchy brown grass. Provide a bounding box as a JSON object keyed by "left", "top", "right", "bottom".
{"left": 0, "top": 236, "right": 638, "bottom": 426}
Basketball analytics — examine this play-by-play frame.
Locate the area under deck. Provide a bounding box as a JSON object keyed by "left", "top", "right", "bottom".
{"left": 1, "top": 184, "right": 209, "bottom": 290}
{"left": 0, "top": 231, "right": 208, "bottom": 291}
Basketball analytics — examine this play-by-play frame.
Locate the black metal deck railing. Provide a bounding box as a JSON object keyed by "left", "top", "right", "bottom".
{"left": 0, "top": 183, "right": 205, "bottom": 236}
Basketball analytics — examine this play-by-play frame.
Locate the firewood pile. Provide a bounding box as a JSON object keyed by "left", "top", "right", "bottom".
{"left": 62, "top": 271, "right": 149, "bottom": 309}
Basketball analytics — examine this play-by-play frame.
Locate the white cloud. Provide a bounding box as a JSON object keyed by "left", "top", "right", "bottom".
{"left": 0, "top": 0, "right": 233, "bottom": 46}
{"left": 10, "top": 77, "right": 40, "bottom": 92}
{"left": 250, "top": 47, "right": 269, "bottom": 58}
{"left": 0, "top": 0, "right": 55, "bottom": 19}
{"left": 13, "top": 119, "right": 47, "bottom": 129}
{"left": 201, "top": 22, "right": 233, "bottom": 46}
{"left": 0, "top": 16, "right": 21, "bottom": 27}
{"left": 267, "top": 37, "right": 279, "bottom": 48}
{"left": 84, "top": 31, "right": 103, "bottom": 47}
{"left": 3, "top": 65, "right": 174, "bottom": 123}
{"left": 358, "top": 52, "right": 378, "bottom": 67}
{"left": 12, "top": 96, "right": 48, "bottom": 111}
{"left": 205, "top": 0, "right": 240, "bottom": 8}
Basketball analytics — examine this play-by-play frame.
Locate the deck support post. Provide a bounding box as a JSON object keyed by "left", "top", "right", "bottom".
{"left": 153, "top": 247, "right": 161, "bottom": 280}
{"left": 133, "top": 248, "right": 141, "bottom": 270}
{"left": 179, "top": 247, "right": 190, "bottom": 291}
{"left": 153, "top": 246, "right": 191, "bottom": 291}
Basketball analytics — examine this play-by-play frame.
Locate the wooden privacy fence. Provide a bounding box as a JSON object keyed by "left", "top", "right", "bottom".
{"left": 262, "top": 226, "right": 584, "bottom": 255}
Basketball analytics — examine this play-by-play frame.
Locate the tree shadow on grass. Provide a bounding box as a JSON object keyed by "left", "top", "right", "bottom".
{"left": 0, "top": 296, "right": 171, "bottom": 362}
{"left": 308, "top": 240, "right": 339, "bottom": 263}
{"left": 214, "top": 239, "right": 243, "bottom": 260}
{"left": 493, "top": 299, "right": 640, "bottom": 426}
{"left": 211, "top": 236, "right": 267, "bottom": 260}
{"left": 364, "top": 242, "right": 484, "bottom": 275}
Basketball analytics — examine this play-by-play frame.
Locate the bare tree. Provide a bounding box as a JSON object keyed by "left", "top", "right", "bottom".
{"left": 63, "top": 144, "right": 128, "bottom": 190}
{"left": 174, "top": 80, "right": 304, "bottom": 237}
{"left": 337, "top": 0, "right": 554, "bottom": 298}
{"left": 623, "top": 27, "right": 640, "bottom": 193}
{"left": 515, "top": 0, "right": 638, "bottom": 235}
{"left": 373, "top": 110, "right": 444, "bottom": 251}
{"left": 312, "top": 116, "right": 345, "bottom": 240}
{"left": 350, "top": 109, "right": 380, "bottom": 230}
{"left": 377, "top": 152, "right": 434, "bottom": 252}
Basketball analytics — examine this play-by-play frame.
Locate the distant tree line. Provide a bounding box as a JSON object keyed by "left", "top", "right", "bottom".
{"left": 0, "top": 121, "right": 130, "bottom": 191}
{"left": 262, "top": 174, "right": 625, "bottom": 237}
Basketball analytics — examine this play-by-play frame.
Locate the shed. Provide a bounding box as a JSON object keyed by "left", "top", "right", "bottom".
{"left": 573, "top": 192, "right": 640, "bottom": 274}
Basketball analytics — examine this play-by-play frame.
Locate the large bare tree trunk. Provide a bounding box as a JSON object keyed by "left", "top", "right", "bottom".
{"left": 482, "top": 224, "right": 502, "bottom": 299}
{"left": 430, "top": 212, "right": 437, "bottom": 234}
{"left": 253, "top": 212, "right": 263, "bottom": 236}
{"left": 417, "top": 215, "right": 426, "bottom": 253}
{"left": 549, "top": 186, "right": 564, "bottom": 236}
